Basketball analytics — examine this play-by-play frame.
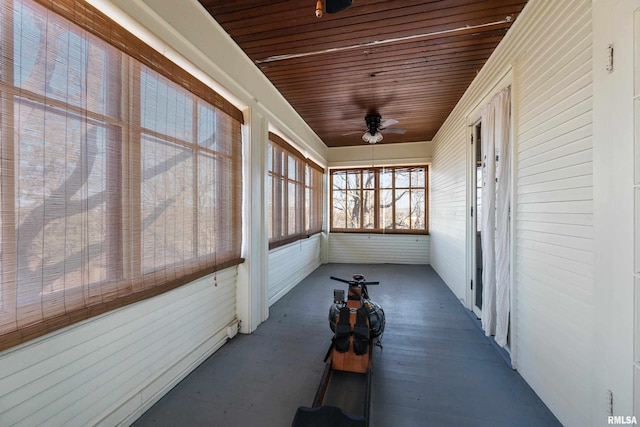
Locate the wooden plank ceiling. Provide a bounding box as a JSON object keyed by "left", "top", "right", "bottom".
{"left": 198, "top": 0, "right": 528, "bottom": 147}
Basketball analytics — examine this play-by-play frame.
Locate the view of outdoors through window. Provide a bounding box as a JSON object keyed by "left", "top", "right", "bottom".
{"left": 331, "top": 166, "right": 428, "bottom": 233}
{"left": 10, "top": 1, "right": 121, "bottom": 305}
{"left": 0, "top": 0, "right": 243, "bottom": 346}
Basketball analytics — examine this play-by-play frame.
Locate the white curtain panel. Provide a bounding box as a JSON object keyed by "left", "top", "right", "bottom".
{"left": 481, "top": 86, "right": 511, "bottom": 347}
{"left": 494, "top": 87, "right": 511, "bottom": 347}
{"left": 480, "top": 96, "right": 497, "bottom": 337}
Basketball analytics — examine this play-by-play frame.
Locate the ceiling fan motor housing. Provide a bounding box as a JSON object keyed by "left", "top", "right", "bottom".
{"left": 365, "top": 114, "right": 381, "bottom": 135}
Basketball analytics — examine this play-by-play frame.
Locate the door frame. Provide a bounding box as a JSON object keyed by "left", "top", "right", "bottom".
{"left": 466, "top": 119, "right": 483, "bottom": 318}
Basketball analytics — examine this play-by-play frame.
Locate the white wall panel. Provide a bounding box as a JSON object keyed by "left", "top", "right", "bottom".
{"left": 268, "top": 234, "right": 322, "bottom": 307}
{"left": 0, "top": 267, "right": 238, "bottom": 427}
{"left": 327, "top": 141, "right": 432, "bottom": 168}
{"left": 429, "top": 0, "right": 595, "bottom": 425}
{"left": 515, "top": 3, "right": 593, "bottom": 423}
{"left": 429, "top": 115, "right": 468, "bottom": 299}
{"left": 592, "top": 0, "right": 640, "bottom": 419}
{"left": 327, "top": 233, "right": 430, "bottom": 265}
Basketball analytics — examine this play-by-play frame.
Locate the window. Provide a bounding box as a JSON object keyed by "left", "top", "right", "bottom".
{"left": 138, "top": 68, "right": 241, "bottom": 275}
{"left": 306, "top": 163, "right": 324, "bottom": 236}
{"left": 0, "top": 0, "right": 243, "bottom": 351}
{"left": 268, "top": 133, "right": 324, "bottom": 249}
{"left": 331, "top": 166, "right": 428, "bottom": 233}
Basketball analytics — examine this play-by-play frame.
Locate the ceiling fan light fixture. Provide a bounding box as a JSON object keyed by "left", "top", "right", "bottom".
{"left": 362, "top": 131, "right": 383, "bottom": 144}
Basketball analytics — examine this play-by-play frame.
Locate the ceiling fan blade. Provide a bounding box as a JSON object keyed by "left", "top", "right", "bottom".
{"left": 384, "top": 128, "right": 406, "bottom": 134}
{"left": 380, "top": 118, "right": 399, "bottom": 128}
{"left": 341, "top": 130, "right": 363, "bottom": 136}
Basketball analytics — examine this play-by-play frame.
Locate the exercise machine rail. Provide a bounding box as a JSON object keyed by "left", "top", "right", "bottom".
{"left": 312, "top": 275, "right": 380, "bottom": 425}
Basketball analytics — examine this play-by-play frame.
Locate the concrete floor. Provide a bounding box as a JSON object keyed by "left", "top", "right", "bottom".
{"left": 133, "top": 264, "right": 561, "bottom": 427}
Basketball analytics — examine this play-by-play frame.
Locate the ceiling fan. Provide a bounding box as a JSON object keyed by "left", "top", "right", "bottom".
{"left": 344, "top": 114, "right": 406, "bottom": 144}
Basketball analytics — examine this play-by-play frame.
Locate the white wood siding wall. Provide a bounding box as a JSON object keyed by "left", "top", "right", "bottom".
{"left": 268, "top": 234, "right": 322, "bottom": 307}
{"left": 0, "top": 267, "right": 238, "bottom": 427}
{"left": 429, "top": 1, "right": 594, "bottom": 425}
{"left": 429, "top": 123, "right": 468, "bottom": 298}
{"left": 328, "top": 233, "right": 430, "bottom": 265}
{"left": 515, "top": 3, "right": 593, "bottom": 425}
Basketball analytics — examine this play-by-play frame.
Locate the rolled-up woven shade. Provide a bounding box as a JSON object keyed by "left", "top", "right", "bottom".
{"left": 0, "top": 0, "right": 243, "bottom": 351}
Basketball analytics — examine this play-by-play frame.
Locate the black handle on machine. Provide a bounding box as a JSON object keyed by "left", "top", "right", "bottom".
{"left": 330, "top": 276, "right": 380, "bottom": 286}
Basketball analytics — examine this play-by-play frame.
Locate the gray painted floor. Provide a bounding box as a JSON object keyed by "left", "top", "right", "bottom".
{"left": 133, "top": 264, "right": 561, "bottom": 427}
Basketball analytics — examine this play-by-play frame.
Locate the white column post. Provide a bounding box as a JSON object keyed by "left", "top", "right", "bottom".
{"left": 237, "top": 108, "right": 268, "bottom": 333}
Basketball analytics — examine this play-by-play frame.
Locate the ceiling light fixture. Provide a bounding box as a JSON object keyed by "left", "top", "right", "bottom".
{"left": 363, "top": 114, "right": 383, "bottom": 143}
{"left": 362, "top": 131, "right": 383, "bottom": 144}
{"left": 325, "top": 0, "right": 352, "bottom": 14}
{"left": 315, "top": 0, "right": 352, "bottom": 18}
